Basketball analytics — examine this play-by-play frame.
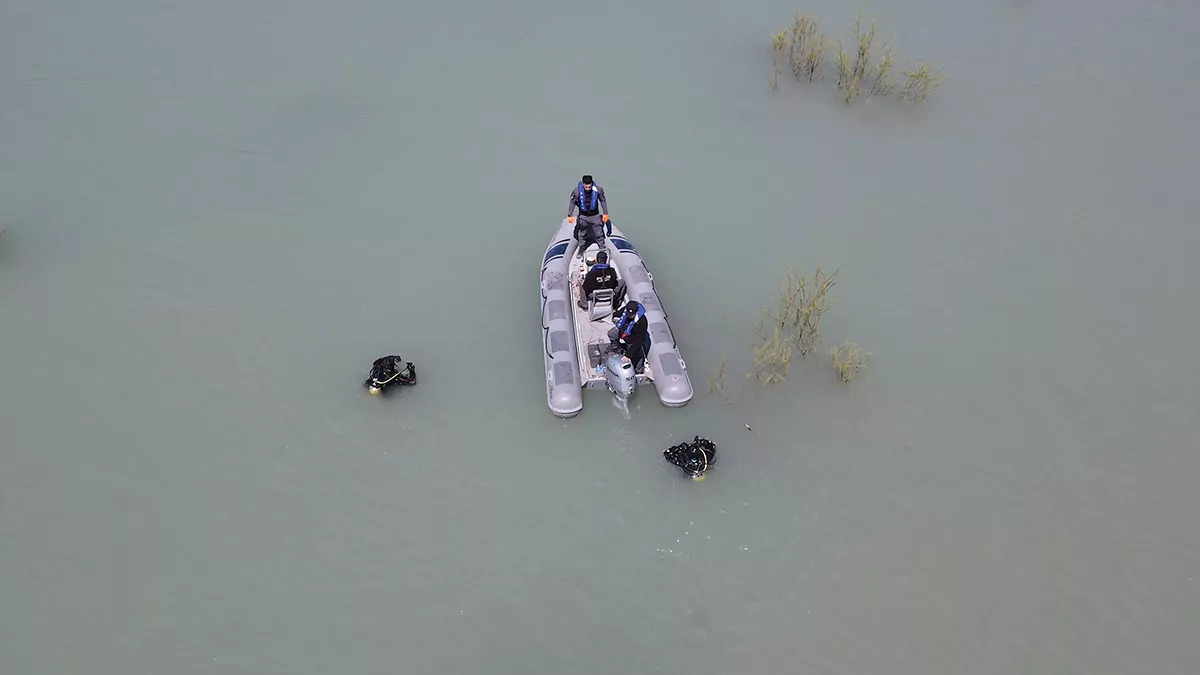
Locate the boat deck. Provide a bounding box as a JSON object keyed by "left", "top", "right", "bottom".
{"left": 568, "top": 243, "right": 654, "bottom": 388}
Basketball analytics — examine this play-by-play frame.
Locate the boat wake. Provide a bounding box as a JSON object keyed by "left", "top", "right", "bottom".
{"left": 611, "top": 393, "right": 632, "bottom": 420}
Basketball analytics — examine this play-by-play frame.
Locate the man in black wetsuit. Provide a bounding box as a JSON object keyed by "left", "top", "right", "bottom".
{"left": 609, "top": 300, "right": 651, "bottom": 374}
{"left": 364, "top": 355, "right": 417, "bottom": 393}
{"left": 578, "top": 250, "right": 619, "bottom": 309}
{"left": 566, "top": 174, "right": 609, "bottom": 258}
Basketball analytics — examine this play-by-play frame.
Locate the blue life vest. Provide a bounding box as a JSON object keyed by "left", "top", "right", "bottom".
{"left": 592, "top": 263, "right": 609, "bottom": 270}
{"left": 577, "top": 182, "right": 599, "bottom": 212}
{"left": 616, "top": 303, "right": 645, "bottom": 340}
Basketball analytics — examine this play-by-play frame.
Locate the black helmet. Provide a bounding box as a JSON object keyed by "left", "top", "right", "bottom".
{"left": 595, "top": 251, "right": 608, "bottom": 263}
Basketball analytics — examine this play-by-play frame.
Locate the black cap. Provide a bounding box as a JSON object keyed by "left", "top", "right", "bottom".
{"left": 581, "top": 174, "right": 593, "bottom": 185}
{"left": 596, "top": 251, "right": 608, "bottom": 263}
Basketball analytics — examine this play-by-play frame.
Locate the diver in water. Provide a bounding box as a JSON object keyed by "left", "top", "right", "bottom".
{"left": 664, "top": 436, "right": 717, "bottom": 480}
{"left": 609, "top": 300, "right": 650, "bottom": 374}
{"left": 363, "top": 355, "right": 417, "bottom": 395}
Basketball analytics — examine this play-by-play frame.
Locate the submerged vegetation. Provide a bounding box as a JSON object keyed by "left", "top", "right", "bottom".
{"left": 776, "top": 14, "right": 831, "bottom": 84}
{"left": 706, "top": 264, "right": 871, "bottom": 411}
{"left": 830, "top": 341, "right": 871, "bottom": 383}
{"left": 722, "top": 16, "right": 924, "bottom": 406}
{"left": 708, "top": 355, "right": 734, "bottom": 405}
{"left": 771, "top": 12, "right": 944, "bottom": 104}
{"left": 748, "top": 265, "right": 840, "bottom": 386}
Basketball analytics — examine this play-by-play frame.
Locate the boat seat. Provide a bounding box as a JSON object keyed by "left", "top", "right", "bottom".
{"left": 587, "top": 279, "right": 628, "bottom": 321}
{"left": 587, "top": 287, "right": 616, "bottom": 321}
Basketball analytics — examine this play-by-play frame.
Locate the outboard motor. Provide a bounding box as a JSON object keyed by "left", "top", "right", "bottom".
{"left": 602, "top": 351, "right": 637, "bottom": 402}
{"left": 364, "top": 355, "right": 417, "bottom": 395}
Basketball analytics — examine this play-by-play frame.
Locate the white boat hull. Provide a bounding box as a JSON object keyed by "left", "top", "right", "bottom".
{"left": 539, "top": 219, "right": 693, "bottom": 418}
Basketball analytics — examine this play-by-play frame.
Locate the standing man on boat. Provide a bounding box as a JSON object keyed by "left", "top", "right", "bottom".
{"left": 567, "top": 174, "right": 609, "bottom": 258}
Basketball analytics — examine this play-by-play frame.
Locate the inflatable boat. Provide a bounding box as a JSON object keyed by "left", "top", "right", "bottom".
{"left": 539, "top": 218, "right": 694, "bottom": 418}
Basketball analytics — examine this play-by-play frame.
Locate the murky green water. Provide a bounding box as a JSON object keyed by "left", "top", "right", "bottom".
{"left": 2, "top": 1, "right": 1198, "bottom": 673}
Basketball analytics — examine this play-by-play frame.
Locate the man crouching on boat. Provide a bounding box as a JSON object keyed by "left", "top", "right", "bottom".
{"left": 609, "top": 300, "right": 650, "bottom": 375}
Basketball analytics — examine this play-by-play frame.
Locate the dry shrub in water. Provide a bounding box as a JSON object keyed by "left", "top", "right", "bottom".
{"left": 750, "top": 322, "right": 797, "bottom": 385}
{"left": 869, "top": 37, "right": 896, "bottom": 96}
{"left": 747, "top": 265, "right": 840, "bottom": 386}
{"left": 841, "top": 15, "right": 877, "bottom": 103}
{"left": 726, "top": 265, "right": 874, "bottom": 396}
{"left": 789, "top": 14, "right": 831, "bottom": 82}
{"left": 709, "top": 355, "right": 726, "bottom": 395}
{"left": 770, "top": 31, "right": 785, "bottom": 91}
{"left": 900, "top": 62, "right": 945, "bottom": 102}
{"left": 835, "top": 44, "right": 853, "bottom": 92}
{"left": 830, "top": 341, "right": 871, "bottom": 383}
{"left": 771, "top": 10, "right": 944, "bottom": 105}
{"left": 772, "top": 14, "right": 831, "bottom": 86}
{"left": 768, "top": 264, "right": 840, "bottom": 357}
{"left": 708, "top": 355, "right": 735, "bottom": 404}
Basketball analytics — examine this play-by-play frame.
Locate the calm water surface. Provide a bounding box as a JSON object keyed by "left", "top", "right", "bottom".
{"left": 2, "top": 0, "right": 1198, "bottom": 673}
